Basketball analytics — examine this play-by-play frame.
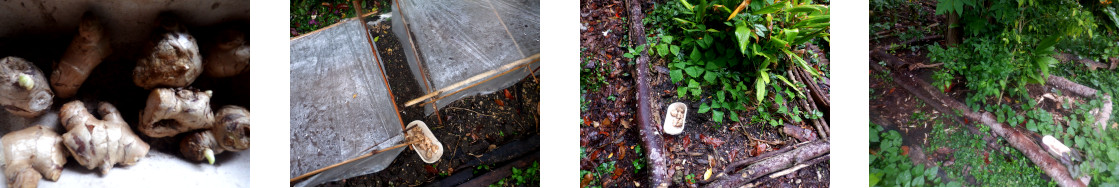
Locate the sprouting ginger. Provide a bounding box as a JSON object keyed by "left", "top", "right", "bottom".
{"left": 0, "top": 126, "right": 67, "bottom": 188}
{"left": 203, "top": 29, "right": 249, "bottom": 78}
{"left": 133, "top": 19, "right": 202, "bottom": 89}
{"left": 0, "top": 57, "right": 53, "bottom": 118}
{"left": 51, "top": 13, "right": 112, "bottom": 98}
{"left": 181, "top": 106, "right": 249, "bottom": 164}
{"left": 139, "top": 88, "right": 214, "bottom": 138}
{"left": 59, "top": 101, "right": 150, "bottom": 174}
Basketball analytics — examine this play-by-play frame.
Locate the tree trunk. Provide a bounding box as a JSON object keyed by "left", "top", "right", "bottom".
{"left": 946, "top": 12, "right": 961, "bottom": 46}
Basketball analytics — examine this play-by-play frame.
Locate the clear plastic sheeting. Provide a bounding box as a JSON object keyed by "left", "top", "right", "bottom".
{"left": 290, "top": 18, "right": 405, "bottom": 186}
{"left": 392, "top": 0, "right": 540, "bottom": 115}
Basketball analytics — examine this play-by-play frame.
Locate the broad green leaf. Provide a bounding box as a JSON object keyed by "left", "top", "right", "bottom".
{"left": 774, "top": 75, "right": 802, "bottom": 96}
{"left": 686, "top": 67, "right": 704, "bottom": 78}
{"left": 699, "top": 102, "right": 711, "bottom": 113}
{"left": 713, "top": 110, "right": 724, "bottom": 123}
{"left": 689, "top": 79, "right": 702, "bottom": 96}
{"left": 953, "top": 0, "right": 964, "bottom": 16}
{"left": 804, "top": 22, "right": 830, "bottom": 28}
{"left": 1027, "top": 120, "right": 1038, "bottom": 132}
{"left": 771, "top": 37, "right": 788, "bottom": 48}
{"left": 736, "top": 22, "right": 752, "bottom": 54}
{"left": 670, "top": 70, "right": 684, "bottom": 83}
{"left": 704, "top": 71, "right": 717, "bottom": 83}
{"left": 678, "top": 86, "right": 687, "bottom": 97}
{"left": 670, "top": 45, "right": 681, "bottom": 56}
{"left": 802, "top": 15, "right": 829, "bottom": 25}
{"left": 753, "top": 1, "right": 788, "bottom": 15}
{"left": 680, "top": 0, "right": 694, "bottom": 10}
{"left": 756, "top": 77, "right": 766, "bottom": 103}
{"left": 690, "top": 47, "right": 702, "bottom": 60}
{"left": 662, "top": 36, "right": 675, "bottom": 44}
{"left": 759, "top": 69, "right": 771, "bottom": 84}
{"left": 870, "top": 129, "right": 879, "bottom": 142}
{"left": 674, "top": 17, "right": 693, "bottom": 25}
{"left": 784, "top": 29, "right": 799, "bottom": 45}
{"left": 1110, "top": 148, "right": 1119, "bottom": 162}
{"left": 786, "top": 5, "right": 821, "bottom": 14}
{"left": 657, "top": 44, "right": 669, "bottom": 57}
{"left": 870, "top": 174, "right": 881, "bottom": 186}
{"left": 702, "top": 34, "right": 714, "bottom": 49}
{"left": 1106, "top": 7, "right": 1119, "bottom": 31}
{"left": 1034, "top": 35, "right": 1061, "bottom": 54}
{"left": 729, "top": 111, "right": 739, "bottom": 122}
{"left": 698, "top": 36, "right": 711, "bottom": 49}
{"left": 784, "top": 49, "right": 820, "bottom": 78}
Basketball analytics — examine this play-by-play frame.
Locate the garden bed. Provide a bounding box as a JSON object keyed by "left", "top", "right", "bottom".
{"left": 310, "top": 14, "right": 541, "bottom": 187}
{"left": 580, "top": 0, "right": 831, "bottom": 187}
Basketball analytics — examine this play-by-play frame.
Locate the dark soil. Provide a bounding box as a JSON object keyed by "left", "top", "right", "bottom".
{"left": 580, "top": 1, "right": 830, "bottom": 187}
{"left": 319, "top": 15, "right": 540, "bottom": 187}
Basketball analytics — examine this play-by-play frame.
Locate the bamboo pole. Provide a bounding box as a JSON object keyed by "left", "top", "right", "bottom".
{"left": 404, "top": 54, "right": 540, "bottom": 107}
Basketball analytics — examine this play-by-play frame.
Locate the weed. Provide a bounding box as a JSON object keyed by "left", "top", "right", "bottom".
{"left": 649, "top": 0, "right": 829, "bottom": 125}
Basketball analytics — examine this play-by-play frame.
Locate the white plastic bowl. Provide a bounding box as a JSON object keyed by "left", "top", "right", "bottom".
{"left": 407, "top": 120, "right": 443, "bottom": 163}
{"left": 663, "top": 102, "right": 687, "bottom": 135}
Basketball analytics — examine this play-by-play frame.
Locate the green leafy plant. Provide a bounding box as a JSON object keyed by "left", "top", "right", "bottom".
{"left": 934, "top": 0, "right": 973, "bottom": 16}
{"left": 651, "top": 0, "right": 829, "bottom": 125}
{"left": 869, "top": 123, "right": 940, "bottom": 186}
{"left": 633, "top": 145, "right": 645, "bottom": 173}
{"left": 291, "top": 0, "right": 387, "bottom": 37}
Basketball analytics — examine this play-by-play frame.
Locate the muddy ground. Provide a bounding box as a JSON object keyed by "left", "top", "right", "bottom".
{"left": 319, "top": 15, "right": 541, "bottom": 187}
{"left": 580, "top": 0, "right": 830, "bottom": 187}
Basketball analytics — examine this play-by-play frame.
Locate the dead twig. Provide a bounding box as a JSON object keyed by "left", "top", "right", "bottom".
{"left": 907, "top": 62, "right": 943, "bottom": 71}
{"left": 767, "top": 154, "right": 829, "bottom": 178}
{"left": 445, "top": 107, "right": 501, "bottom": 119}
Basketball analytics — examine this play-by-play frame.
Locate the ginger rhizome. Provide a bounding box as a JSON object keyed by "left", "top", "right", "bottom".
{"left": 51, "top": 13, "right": 112, "bottom": 98}
{"left": 181, "top": 106, "right": 249, "bottom": 164}
{"left": 0, "top": 57, "right": 53, "bottom": 118}
{"left": 59, "top": 101, "right": 150, "bottom": 174}
{"left": 0, "top": 126, "right": 67, "bottom": 188}
{"left": 139, "top": 88, "right": 214, "bottom": 138}
{"left": 203, "top": 29, "right": 249, "bottom": 78}
{"left": 133, "top": 20, "right": 202, "bottom": 89}
{"left": 407, "top": 125, "right": 438, "bottom": 161}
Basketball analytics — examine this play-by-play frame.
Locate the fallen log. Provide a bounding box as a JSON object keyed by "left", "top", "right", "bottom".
{"left": 793, "top": 64, "right": 830, "bottom": 117}
{"left": 458, "top": 153, "right": 539, "bottom": 186}
{"left": 627, "top": 0, "right": 670, "bottom": 187}
{"left": 787, "top": 69, "right": 827, "bottom": 140}
{"left": 871, "top": 49, "right": 1086, "bottom": 187}
{"left": 426, "top": 168, "right": 473, "bottom": 186}
{"left": 1046, "top": 76, "right": 1112, "bottom": 131}
{"left": 703, "top": 141, "right": 830, "bottom": 187}
{"left": 1054, "top": 53, "right": 1109, "bottom": 71}
{"left": 455, "top": 134, "right": 540, "bottom": 172}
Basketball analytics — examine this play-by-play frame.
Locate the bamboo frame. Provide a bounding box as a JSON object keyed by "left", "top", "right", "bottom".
{"left": 404, "top": 54, "right": 540, "bottom": 107}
